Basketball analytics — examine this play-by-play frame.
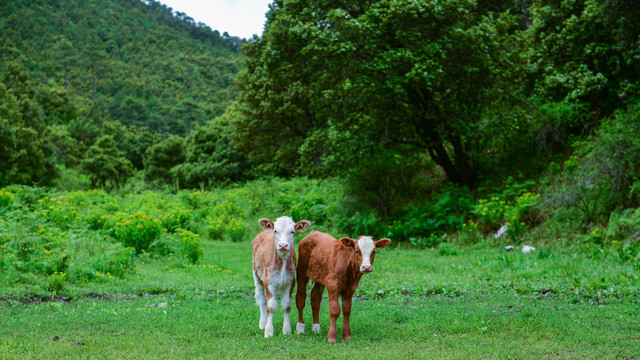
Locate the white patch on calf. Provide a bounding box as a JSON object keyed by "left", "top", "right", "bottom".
{"left": 358, "top": 236, "right": 375, "bottom": 272}
{"left": 267, "top": 295, "right": 277, "bottom": 313}
{"left": 273, "top": 216, "right": 296, "bottom": 258}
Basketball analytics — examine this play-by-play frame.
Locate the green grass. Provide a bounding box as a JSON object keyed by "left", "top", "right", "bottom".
{"left": 1, "top": 240, "right": 639, "bottom": 359}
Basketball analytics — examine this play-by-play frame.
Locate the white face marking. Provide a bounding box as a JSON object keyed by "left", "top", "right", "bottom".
{"left": 357, "top": 236, "right": 375, "bottom": 272}
{"left": 273, "top": 216, "right": 296, "bottom": 255}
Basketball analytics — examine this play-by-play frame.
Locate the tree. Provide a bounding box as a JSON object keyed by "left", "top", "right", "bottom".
{"left": 172, "top": 112, "right": 247, "bottom": 188}
{"left": 81, "top": 135, "right": 133, "bottom": 188}
{"left": 49, "top": 37, "right": 77, "bottom": 90}
{"left": 143, "top": 134, "right": 185, "bottom": 184}
{"left": 526, "top": 0, "right": 640, "bottom": 114}
{"left": 236, "top": 0, "right": 523, "bottom": 185}
{"left": 0, "top": 60, "right": 57, "bottom": 186}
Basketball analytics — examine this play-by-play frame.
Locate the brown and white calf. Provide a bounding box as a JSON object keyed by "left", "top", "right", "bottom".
{"left": 252, "top": 216, "right": 311, "bottom": 337}
{"left": 295, "top": 231, "right": 391, "bottom": 343}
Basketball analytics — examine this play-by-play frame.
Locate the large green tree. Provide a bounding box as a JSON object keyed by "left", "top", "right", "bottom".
{"left": 236, "top": 0, "right": 523, "bottom": 185}
{"left": 81, "top": 135, "right": 133, "bottom": 188}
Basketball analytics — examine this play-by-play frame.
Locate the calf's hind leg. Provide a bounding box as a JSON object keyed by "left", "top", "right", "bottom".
{"left": 282, "top": 279, "right": 295, "bottom": 334}
{"left": 295, "top": 272, "right": 309, "bottom": 334}
{"left": 341, "top": 294, "right": 353, "bottom": 340}
{"left": 311, "top": 282, "right": 325, "bottom": 333}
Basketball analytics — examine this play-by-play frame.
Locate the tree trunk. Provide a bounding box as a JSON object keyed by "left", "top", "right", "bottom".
{"left": 518, "top": 0, "right": 531, "bottom": 29}
{"left": 417, "top": 116, "right": 473, "bottom": 186}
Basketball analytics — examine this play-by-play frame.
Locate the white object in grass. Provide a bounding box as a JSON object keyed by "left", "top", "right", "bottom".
{"left": 522, "top": 245, "right": 536, "bottom": 254}
{"left": 495, "top": 225, "right": 510, "bottom": 239}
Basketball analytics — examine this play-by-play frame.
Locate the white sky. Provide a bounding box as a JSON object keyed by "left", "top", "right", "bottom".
{"left": 159, "top": 0, "right": 272, "bottom": 39}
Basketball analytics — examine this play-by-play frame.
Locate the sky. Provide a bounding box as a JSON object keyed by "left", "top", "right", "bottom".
{"left": 158, "top": 0, "right": 273, "bottom": 39}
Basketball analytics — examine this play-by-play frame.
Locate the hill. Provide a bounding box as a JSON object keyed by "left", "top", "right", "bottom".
{"left": 0, "top": 0, "right": 244, "bottom": 134}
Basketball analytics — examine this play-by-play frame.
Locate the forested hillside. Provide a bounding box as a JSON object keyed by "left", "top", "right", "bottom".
{"left": 1, "top": 0, "right": 243, "bottom": 133}
{"left": 0, "top": 0, "right": 244, "bottom": 187}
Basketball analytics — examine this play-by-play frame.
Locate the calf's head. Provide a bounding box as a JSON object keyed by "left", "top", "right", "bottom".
{"left": 340, "top": 236, "right": 391, "bottom": 273}
{"left": 259, "top": 216, "right": 311, "bottom": 255}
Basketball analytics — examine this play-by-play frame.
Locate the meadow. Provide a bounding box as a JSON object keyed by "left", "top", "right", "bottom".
{"left": 1, "top": 180, "right": 639, "bottom": 359}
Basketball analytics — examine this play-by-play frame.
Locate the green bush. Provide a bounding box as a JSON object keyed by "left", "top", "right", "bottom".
{"left": 113, "top": 212, "right": 164, "bottom": 253}
{"left": 386, "top": 185, "right": 472, "bottom": 242}
{"left": 0, "top": 188, "right": 15, "bottom": 209}
{"left": 540, "top": 105, "right": 640, "bottom": 225}
{"left": 224, "top": 218, "right": 246, "bottom": 242}
{"left": 47, "top": 271, "right": 66, "bottom": 292}
{"left": 175, "top": 229, "right": 202, "bottom": 264}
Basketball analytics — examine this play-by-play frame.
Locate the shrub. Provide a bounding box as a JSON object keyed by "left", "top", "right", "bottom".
{"left": 176, "top": 229, "right": 202, "bottom": 264}
{"left": 225, "top": 218, "right": 246, "bottom": 242}
{"left": 113, "top": 212, "right": 164, "bottom": 253}
{"left": 385, "top": 185, "right": 472, "bottom": 241}
{"left": 47, "top": 271, "right": 66, "bottom": 292}
{"left": 437, "top": 242, "right": 459, "bottom": 256}
{"left": 0, "top": 188, "right": 15, "bottom": 209}
{"left": 159, "top": 207, "right": 191, "bottom": 233}
{"left": 90, "top": 243, "right": 136, "bottom": 278}
{"left": 539, "top": 105, "right": 640, "bottom": 225}
{"left": 409, "top": 234, "right": 447, "bottom": 249}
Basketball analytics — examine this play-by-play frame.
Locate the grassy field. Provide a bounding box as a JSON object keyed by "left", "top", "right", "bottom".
{"left": 2, "top": 240, "right": 639, "bottom": 359}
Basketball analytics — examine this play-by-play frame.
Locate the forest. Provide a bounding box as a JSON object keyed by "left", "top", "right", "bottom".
{"left": 2, "top": 0, "right": 640, "bottom": 247}
{"left": 1, "top": 0, "right": 639, "bottom": 357}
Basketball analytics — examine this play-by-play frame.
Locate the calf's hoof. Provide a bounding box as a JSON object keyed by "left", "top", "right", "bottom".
{"left": 264, "top": 326, "right": 274, "bottom": 338}
{"left": 283, "top": 325, "right": 291, "bottom": 335}
{"left": 328, "top": 336, "right": 337, "bottom": 344}
{"left": 312, "top": 323, "right": 321, "bottom": 333}
{"left": 296, "top": 322, "right": 305, "bottom": 334}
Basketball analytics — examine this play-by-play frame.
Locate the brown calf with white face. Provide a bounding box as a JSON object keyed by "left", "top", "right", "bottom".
{"left": 252, "top": 216, "right": 311, "bottom": 337}
{"left": 295, "top": 231, "right": 391, "bottom": 343}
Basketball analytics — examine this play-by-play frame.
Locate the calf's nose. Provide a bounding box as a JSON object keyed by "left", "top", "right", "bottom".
{"left": 360, "top": 265, "right": 372, "bottom": 273}
{"left": 278, "top": 243, "right": 289, "bottom": 250}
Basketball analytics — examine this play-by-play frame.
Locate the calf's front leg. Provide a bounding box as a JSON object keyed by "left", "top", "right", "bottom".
{"left": 253, "top": 271, "right": 267, "bottom": 329}
{"left": 264, "top": 284, "right": 276, "bottom": 338}
{"left": 341, "top": 295, "right": 352, "bottom": 340}
{"left": 327, "top": 289, "right": 341, "bottom": 343}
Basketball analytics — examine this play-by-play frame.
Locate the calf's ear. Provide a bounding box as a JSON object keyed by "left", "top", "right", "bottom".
{"left": 375, "top": 238, "right": 391, "bottom": 249}
{"left": 295, "top": 220, "right": 311, "bottom": 232}
{"left": 259, "top": 218, "right": 274, "bottom": 231}
{"left": 339, "top": 237, "right": 356, "bottom": 248}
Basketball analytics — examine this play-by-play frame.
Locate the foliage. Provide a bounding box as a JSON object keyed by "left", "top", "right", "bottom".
{"left": 0, "top": 0, "right": 243, "bottom": 134}
{"left": 384, "top": 185, "right": 473, "bottom": 244}
{"left": 113, "top": 212, "right": 164, "bottom": 254}
{"left": 171, "top": 114, "right": 248, "bottom": 189}
{"left": 144, "top": 134, "right": 185, "bottom": 185}
{"left": 526, "top": 0, "right": 640, "bottom": 112}
{"left": 540, "top": 105, "right": 640, "bottom": 225}
{"left": 175, "top": 228, "right": 202, "bottom": 264}
{"left": 0, "top": 80, "right": 57, "bottom": 186}
{"left": 236, "top": 0, "right": 525, "bottom": 185}
{"left": 81, "top": 135, "right": 134, "bottom": 189}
